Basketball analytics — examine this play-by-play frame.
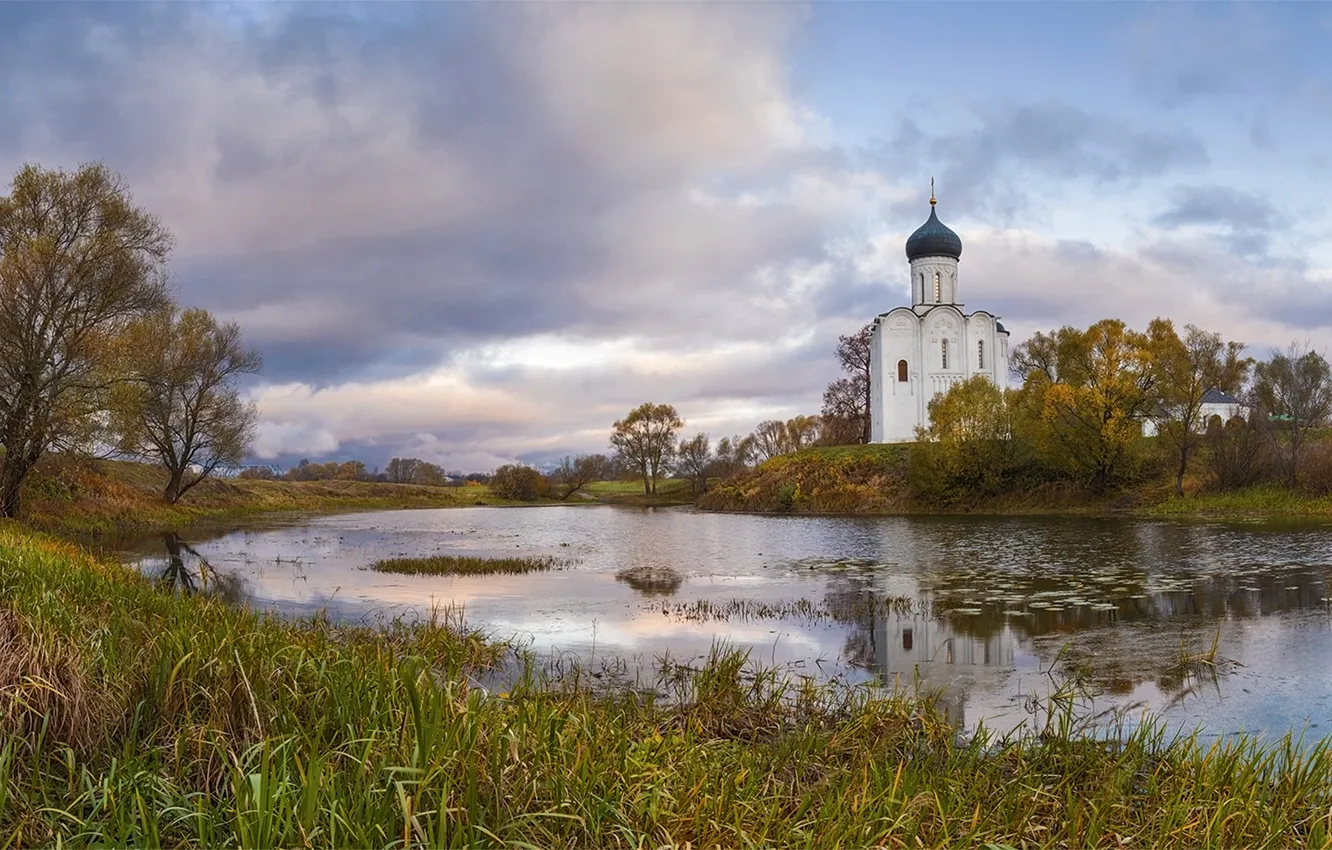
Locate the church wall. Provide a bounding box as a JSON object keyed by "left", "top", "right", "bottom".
{"left": 872, "top": 309, "right": 926, "bottom": 442}
{"left": 867, "top": 207, "right": 1013, "bottom": 444}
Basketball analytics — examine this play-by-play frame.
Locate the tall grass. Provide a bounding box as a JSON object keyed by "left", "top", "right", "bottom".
{"left": 5, "top": 524, "right": 1332, "bottom": 847}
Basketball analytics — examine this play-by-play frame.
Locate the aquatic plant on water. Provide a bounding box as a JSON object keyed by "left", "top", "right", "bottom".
{"left": 370, "top": 554, "right": 574, "bottom": 575}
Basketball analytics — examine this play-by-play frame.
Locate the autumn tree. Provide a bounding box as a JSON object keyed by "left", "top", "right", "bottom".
{"left": 490, "top": 464, "right": 549, "bottom": 501}
{"left": 785, "top": 414, "right": 821, "bottom": 450}
{"left": 385, "top": 457, "right": 421, "bottom": 484}
{"left": 675, "top": 433, "right": 713, "bottom": 493}
{"left": 1148, "top": 319, "right": 1250, "bottom": 496}
{"left": 0, "top": 163, "right": 172, "bottom": 516}
{"left": 551, "top": 453, "right": 608, "bottom": 500}
{"left": 820, "top": 323, "right": 872, "bottom": 444}
{"left": 1017, "top": 319, "right": 1160, "bottom": 494}
{"left": 110, "top": 307, "right": 261, "bottom": 503}
{"left": 752, "top": 419, "right": 790, "bottom": 462}
{"left": 910, "top": 376, "right": 1027, "bottom": 502}
{"left": 711, "top": 434, "right": 756, "bottom": 479}
{"left": 609, "top": 402, "right": 683, "bottom": 495}
{"left": 1252, "top": 343, "right": 1332, "bottom": 487}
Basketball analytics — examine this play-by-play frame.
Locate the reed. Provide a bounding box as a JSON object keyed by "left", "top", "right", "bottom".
{"left": 369, "top": 554, "right": 573, "bottom": 576}
{"left": 5, "top": 523, "right": 1332, "bottom": 848}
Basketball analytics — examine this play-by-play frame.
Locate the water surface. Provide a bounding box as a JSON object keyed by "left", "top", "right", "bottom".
{"left": 121, "top": 506, "right": 1332, "bottom": 739}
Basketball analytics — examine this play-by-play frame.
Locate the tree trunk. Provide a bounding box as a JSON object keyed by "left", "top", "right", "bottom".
{"left": 164, "top": 466, "right": 185, "bottom": 504}
{"left": 1175, "top": 452, "right": 1187, "bottom": 498}
{"left": 0, "top": 439, "right": 41, "bottom": 518}
{"left": 0, "top": 459, "right": 25, "bottom": 518}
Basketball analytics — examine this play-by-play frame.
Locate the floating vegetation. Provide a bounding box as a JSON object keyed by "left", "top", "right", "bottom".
{"left": 371, "top": 554, "right": 574, "bottom": 575}
{"left": 658, "top": 594, "right": 919, "bottom": 624}
{"left": 615, "top": 565, "right": 684, "bottom": 596}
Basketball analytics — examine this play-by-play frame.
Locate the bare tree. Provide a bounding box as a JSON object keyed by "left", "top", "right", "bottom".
{"left": 711, "top": 434, "right": 756, "bottom": 479}
{"left": 610, "top": 402, "right": 683, "bottom": 495}
{"left": 111, "top": 307, "right": 261, "bottom": 503}
{"left": 752, "top": 419, "right": 790, "bottom": 462}
{"left": 675, "top": 433, "right": 712, "bottom": 493}
{"left": 820, "top": 324, "right": 872, "bottom": 444}
{"left": 819, "top": 379, "right": 867, "bottom": 445}
{"left": 551, "top": 453, "right": 608, "bottom": 500}
{"left": 1252, "top": 342, "right": 1332, "bottom": 487}
{"left": 0, "top": 163, "right": 172, "bottom": 516}
{"left": 386, "top": 457, "right": 421, "bottom": 484}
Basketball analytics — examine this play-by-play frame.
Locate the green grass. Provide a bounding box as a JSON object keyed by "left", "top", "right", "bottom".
{"left": 8, "top": 525, "right": 1332, "bottom": 847}
{"left": 582, "top": 479, "right": 695, "bottom": 506}
{"left": 370, "top": 555, "right": 574, "bottom": 576}
{"left": 1144, "top": 485, "right": 1332, "bottom": 520}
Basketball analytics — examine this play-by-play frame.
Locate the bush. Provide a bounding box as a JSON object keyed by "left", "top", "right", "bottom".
{"left": 1203, "top": 416, "right": 1276, "bottom": 492}
{"left": 489, "top": 464, "right": 550, "bottom": 501}
{"left": 1296, "top": 437, "right": 1332, "bottom": 495}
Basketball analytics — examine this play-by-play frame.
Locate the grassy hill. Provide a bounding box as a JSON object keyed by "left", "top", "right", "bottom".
{"left": 698, "top": 445, "right": 913, "bottom": 514}
{"left": 18, "top": 456, "right": 501, "bottom": 537}
{"left": 698, "top": 443, "right": 1332, "bottom": 520}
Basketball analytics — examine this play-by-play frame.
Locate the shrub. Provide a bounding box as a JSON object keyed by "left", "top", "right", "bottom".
{"left": 1203, "top": 416, "right": 1276, "bottom": 492}
{"left": 490, "top": 464, "right": 550, "bottom": 501}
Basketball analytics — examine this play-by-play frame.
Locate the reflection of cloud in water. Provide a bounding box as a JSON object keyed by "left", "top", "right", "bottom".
{"left": 117, "top": 508, "right": 1332, "bottom": 740}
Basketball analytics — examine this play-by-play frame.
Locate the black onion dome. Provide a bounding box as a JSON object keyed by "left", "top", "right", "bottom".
{"left": 905, "top": 205, "right": 963, "bottom": 262}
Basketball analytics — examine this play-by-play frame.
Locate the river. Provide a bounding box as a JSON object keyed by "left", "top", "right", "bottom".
{"left": 119, "top": 505, "right": 1332, "bottom": 740}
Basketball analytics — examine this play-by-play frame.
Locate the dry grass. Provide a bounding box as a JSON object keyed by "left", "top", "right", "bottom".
{"left": 0, "top": 607, "right": 111, "bottom": 752}
{"left": 8, "top": 525, "right": 1332, "bottom": 847}
{"left": 19, "top": 454, "right": 505, "bottom": 537}
{"left": 370, "top": 554, "right": 574, "bottom": 575}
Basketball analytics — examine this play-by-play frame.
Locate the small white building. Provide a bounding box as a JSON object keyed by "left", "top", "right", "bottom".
{"left": 1143, "top": 388, "right": 1248, "bottom": 437}
{"left": 869, "top": 192, "right": 1011, "bottom": 443}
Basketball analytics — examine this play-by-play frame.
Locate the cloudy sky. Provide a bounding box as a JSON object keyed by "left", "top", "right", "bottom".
{"left": 3, "top": 2, "right": 1330, "bottom": 472}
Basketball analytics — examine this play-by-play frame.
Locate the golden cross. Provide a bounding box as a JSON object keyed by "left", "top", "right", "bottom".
{"left": 930, "top": 176, "right": 936, "bottom": 206}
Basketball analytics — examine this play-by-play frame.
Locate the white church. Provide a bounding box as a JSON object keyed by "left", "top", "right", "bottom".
{"left": 869, "top": 188, "right": 1011, "bottom": 442}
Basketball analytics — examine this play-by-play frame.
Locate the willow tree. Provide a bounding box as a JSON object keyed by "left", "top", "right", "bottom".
{"left": 112, "top": 307, "right": 261, "bottom": 503}
{"left": 0, "top": 163, "right": 172, "bottom": 517}
{"left": 1149, "top": 319, "right": 1250, "bottom": 497}
{"left": 1018, "top": 319, "right": 1160, "bottom": 494}
{"left": 1252, "top": 343, "right": 1332, "bottom": 487}
{"left": 609, "top": 402, "right": 682, "bottom": 495}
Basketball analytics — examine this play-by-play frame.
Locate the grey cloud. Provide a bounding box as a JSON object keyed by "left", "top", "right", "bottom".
{"left": 870, "top": 103, "right": 1207, "bottom": 224}
{"left": 1, "top": 2, "right": 834, "bottom": 386}
{"left": 1155, "top": 185, "right": 1278, "bottom": 231}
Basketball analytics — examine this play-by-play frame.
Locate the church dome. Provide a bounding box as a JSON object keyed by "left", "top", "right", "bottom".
{"left": 905, "top": 204, "right": 962, "bottom": 262}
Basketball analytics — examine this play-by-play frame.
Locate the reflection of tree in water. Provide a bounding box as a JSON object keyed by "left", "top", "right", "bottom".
{"left": 158, "top": 533, "right": 247, "bottom": 606}
{"left": 921, "top": 563, "right": 1332, "bottom": 643}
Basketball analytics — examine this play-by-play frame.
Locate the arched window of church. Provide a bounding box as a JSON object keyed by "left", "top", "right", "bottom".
{"left": 941, "top": 339, "right": 948, "bottom": 370}
{"left": 933, "top": 271, "right": 941, "bottom": 302}
{"left": 978, "top": 340, "right": 985, "bottom": 370}
{"left": 897, "top": 359, "right": 908, "bottom": 382}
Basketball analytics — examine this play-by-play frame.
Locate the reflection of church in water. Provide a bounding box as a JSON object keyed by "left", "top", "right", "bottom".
{"left": 867, "top": 610, "right": 1015, "bottom": 731}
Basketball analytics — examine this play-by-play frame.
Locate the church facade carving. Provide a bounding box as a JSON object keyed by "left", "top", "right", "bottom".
{"left": 869, "top": 190, "right": 1011, "bottom": 443}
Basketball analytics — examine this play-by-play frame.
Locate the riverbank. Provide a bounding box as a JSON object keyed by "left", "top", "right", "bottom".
{"left": 18, "top": 458, "right": 701, "bottom": 539}
{"left": 4, "top": 523, "right": 1332, "bottom": 846}
{"left": 698, "top": 444, "right": 1332, "bottom": 521}
{"left": 19, "top": 457, "right": 512, "bottom": 537}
